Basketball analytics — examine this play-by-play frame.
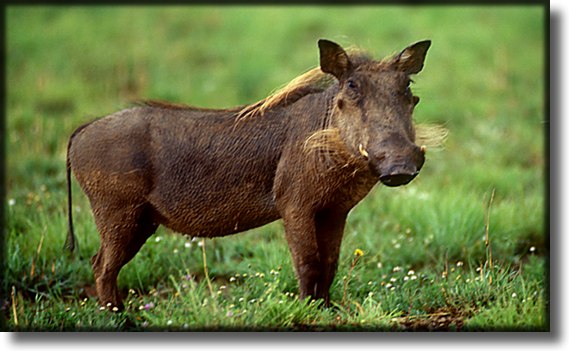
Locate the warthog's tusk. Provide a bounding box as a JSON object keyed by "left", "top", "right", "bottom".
{"left": 420, "top": 145, "right": 427, "bottom": 154}
{"left": 358, "top": 144, "right": 369, "bottom": 159}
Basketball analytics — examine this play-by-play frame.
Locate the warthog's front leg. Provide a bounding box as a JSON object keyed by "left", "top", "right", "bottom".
{"left": 314, "top": 209, "right": 347, "bottom": 306}
{"left": 282, "top": 209, "right": 321, "bottom": 300}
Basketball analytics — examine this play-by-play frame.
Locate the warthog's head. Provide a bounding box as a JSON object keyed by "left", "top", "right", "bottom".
{"left": 318, "top": 39, "right": 431, "bottom": 187}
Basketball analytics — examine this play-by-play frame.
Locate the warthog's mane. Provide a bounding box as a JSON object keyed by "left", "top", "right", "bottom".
{"left": 236, "top": 48, "right": 376, "bottom": 120}
{"left": 136, "top": 47, "right": 378, "bottom": 119}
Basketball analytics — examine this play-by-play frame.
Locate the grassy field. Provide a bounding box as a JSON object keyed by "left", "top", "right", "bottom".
{"left": 4, "top": 5, "right": 547, "bottom": 331}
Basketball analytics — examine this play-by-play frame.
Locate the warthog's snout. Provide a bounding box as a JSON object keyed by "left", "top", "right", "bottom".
{"left": 372, "top": 145, "right": 426, "bottom": 187}
{"left": 379, "top": 166, "right": 419, "bottom": 187}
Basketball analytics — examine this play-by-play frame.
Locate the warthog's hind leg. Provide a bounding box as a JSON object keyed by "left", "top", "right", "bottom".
{"left": 90, "top": 203, "right": 158, "bottom": 310}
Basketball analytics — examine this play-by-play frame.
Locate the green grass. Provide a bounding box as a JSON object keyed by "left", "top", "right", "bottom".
{"left": 4, "top": 5, "right": 547, "bottom": 331}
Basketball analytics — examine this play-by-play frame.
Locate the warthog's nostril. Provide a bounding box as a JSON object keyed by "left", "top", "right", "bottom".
{"left": 379, "top": 171, "right": 419, "bottom": 187}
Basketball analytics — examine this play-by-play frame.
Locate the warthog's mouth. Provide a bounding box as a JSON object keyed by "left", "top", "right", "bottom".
{"left": 374, "top": 161, "right": 422, "bottom": 187}
{"left": 379, "top": 172, "right": 419, "bottom": 187}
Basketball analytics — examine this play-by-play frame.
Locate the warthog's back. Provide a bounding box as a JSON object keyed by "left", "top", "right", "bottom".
{"left": 69, "top": 105, "right": 288, "bottom": 237}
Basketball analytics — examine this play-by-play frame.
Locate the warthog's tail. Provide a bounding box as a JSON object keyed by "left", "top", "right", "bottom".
{"left": 65, "top": 120, "right": 100, "bottom": 254}
{"left": 65, "top": 133, "right": 77, "bottom": 254}
{"left": 65, "top": 121, "right": 95, "bottom": 254}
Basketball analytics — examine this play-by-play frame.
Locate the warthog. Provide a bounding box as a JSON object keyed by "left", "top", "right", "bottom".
{"left": 67, "top": 39, "right": 441, "bottom": 310}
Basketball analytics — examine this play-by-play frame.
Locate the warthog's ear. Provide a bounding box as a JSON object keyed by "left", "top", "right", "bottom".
{"left": 394, "top": 40, "right": 431, "bottom": 74}
{"left": 318, "top": 39, "right": 352, "bottom": 80}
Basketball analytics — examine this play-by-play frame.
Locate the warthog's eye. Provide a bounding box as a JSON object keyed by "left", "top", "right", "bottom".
{"left": 346, "top": 80, "right": 360, "bottom": 95}
{"left": 345, "top": 79, "right": 361, "bottom": 101}
{"left": 347, "top": 80, "right": 357, "bottom": 89}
